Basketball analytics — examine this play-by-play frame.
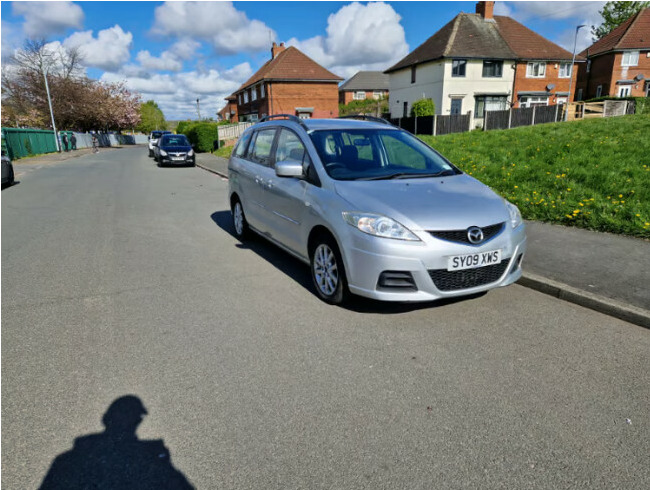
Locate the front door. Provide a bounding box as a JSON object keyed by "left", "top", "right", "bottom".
{"left": 450, "top": 98, "right": 462, "bottom": 115}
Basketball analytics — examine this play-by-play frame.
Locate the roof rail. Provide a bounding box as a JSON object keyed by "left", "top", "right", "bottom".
{"left": 259, "top": 114, "right": 308, "bottom": 129}
{"left": 338, "top": 114, "right": 394, "bottom": 126}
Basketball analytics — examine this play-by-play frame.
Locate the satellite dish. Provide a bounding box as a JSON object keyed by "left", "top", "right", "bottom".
{"left": 546, "top": 84, "right": 555, "bottom": 91}
{"left": 634, "top": 74, "right": 645, "bottom": 81}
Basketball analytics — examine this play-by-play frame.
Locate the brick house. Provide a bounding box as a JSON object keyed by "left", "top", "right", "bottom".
{"left": 338, "top": 71, "right": 390, "bottom": 105}
{"left": 233, "top": 42, "right": 343, "bottom": 121}
{"left": 385, "top": 1, "right": 582, "bottom": 127}
{"left": 218, "top": 95, "right": 238, "bottom": 122}
{"left": 576, "top": 8, "right": 650, "bottom": 100}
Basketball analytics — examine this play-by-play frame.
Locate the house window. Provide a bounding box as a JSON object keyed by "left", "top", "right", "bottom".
{"left": 577, "top": 88, "right": 583, "bottom": 101}
{"left": 618, "top": 86, "right": 631, "bottom": 97}
{"left": 403, "top": 101, "right": 408, "bottom": 118}
{"left": 243, "top": 91, "right": 249, "bottom": 103}
{"left": 373, "top": 91, "right": 384, "bottom": 100}
{"left": 251, "top": 87, "right": 257, "bottom": 101}
{"left": 520, "top": 96, "right": 548, "bottom": 108}
{"left": 621, "top": 51, "right": 639, "bottom": 66}
{"left": 353, "top": 91, "right": 366, "bottom": 100}
{"left": 646, "top": 81, "right": 650, "bottom": 97}
{"left": 452, "top": 59, "right": 466, "bottom": 77}
{"left": 411, "top": 65, "right": 416, "bottom": 83}
{"left": 474, "top": 95, "right": 507, "bottom": 118}
{"left": 586, "top": 60, "right": 591, "bottom": 73}
{"left": 526, "top": 62, "right": 546, "bottom": 78}
{"left": 260, "top": 84, "right": 265, "bottom": 98}
{"left": 556, "top": 97, "right": 567, "bottom": 105}
{"left": 558, "top": 62, "right": 571, "bottom": 78}
{"left": 482, "top": 60, "right": 503, "bottom": 77}
{"left": 238, "top": 94, "right": 242, "bottom": 105}
{"left": 596, "top": 85, "right": 603, "bottom": 97}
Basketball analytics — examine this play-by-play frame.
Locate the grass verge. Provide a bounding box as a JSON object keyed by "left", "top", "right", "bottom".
{"left": 420, "top": 114, "right": 650, "bottom": 238}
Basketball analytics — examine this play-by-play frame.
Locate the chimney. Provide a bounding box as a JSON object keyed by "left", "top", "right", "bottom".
{"left": 476, "top": 1, "right": 495, "bottom": 20}
{"left": 271, "top": 42, "right": 286, "bottom": 59}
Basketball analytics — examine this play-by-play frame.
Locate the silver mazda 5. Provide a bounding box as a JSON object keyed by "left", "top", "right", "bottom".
{"left": 228, "top": 115, "right": 526, "bottom": 304}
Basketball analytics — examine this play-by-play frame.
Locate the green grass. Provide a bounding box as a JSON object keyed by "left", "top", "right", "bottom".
{"left": 213, "top": 145, "right": 234, "bottom": 158}
{"left": 420, "top": 115, "right": 650, "bottom": 238}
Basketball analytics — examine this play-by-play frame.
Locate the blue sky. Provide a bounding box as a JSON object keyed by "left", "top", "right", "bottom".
{"left": 1, "top": 1, "right": 606, "bottom": 120}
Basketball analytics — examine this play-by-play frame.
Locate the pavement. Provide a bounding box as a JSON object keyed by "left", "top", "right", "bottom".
{"left": 15, "top": 149, "right": 650, "bottom": 328}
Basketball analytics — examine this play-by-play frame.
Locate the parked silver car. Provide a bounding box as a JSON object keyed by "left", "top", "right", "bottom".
{"left": 228, "top": 115, "right": 526, "bottom": 304}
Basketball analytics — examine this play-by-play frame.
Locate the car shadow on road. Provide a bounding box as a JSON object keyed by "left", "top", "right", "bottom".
{"left": 39, "top": 395, "right": 195, "bottom": 490}
{"left": 211, "top": 210, "right": 487, "bottom": 314}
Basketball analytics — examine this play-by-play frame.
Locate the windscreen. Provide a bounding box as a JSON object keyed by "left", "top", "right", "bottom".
{"left": 161, "top": 135, "right": 190, "bottom": 146}
{"left": 309, "top": 129, "right": 460, "bottom": 181}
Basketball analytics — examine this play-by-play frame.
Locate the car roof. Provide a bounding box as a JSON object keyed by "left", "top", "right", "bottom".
{"left": 253, "top": 118, "right": 398, "bottom": 132}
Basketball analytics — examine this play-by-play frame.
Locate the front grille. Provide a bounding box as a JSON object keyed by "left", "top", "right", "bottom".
{"left": 429, "top": 222, "right": 504, "bottom": 245}
{"left": 428, "top": 260, "right": 509, "bottom": 292}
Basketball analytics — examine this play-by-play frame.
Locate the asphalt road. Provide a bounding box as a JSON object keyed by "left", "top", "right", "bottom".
{"left": 2, "top": 147, "right": 649, "bottom": 489}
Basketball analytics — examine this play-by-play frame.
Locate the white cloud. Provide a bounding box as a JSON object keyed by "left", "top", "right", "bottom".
{"left": 497, "top": 1, "right": 605, "bottom": 22}
{"left": 63, "top": 25, "right": 133, "bottom": 72}
{"left": 13, "top": 1, "right": 84, "bottom": 38}
{"left": 2, "top": 21, "right": 19, "bottom": 61}
{"left": 168, "top": 39, "right": 201, "bottom": 60}
{"left": 152, "top": 1, "right": 275, "bottom": 55}
{"left": 287, "top": 2, "right": 408, "bottom": 79}
{"left": 136, "top": 50, "right": 183, "bottom": 72}
{"left": 101, "top": 63, "right": 253, "bottom": 120}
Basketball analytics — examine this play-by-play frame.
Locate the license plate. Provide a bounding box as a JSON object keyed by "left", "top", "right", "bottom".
{"left": 172, "top": 157, "right": 185, "bottom": 161}
{"left": 448, "top": 250, "right": 501, "bottom": 271}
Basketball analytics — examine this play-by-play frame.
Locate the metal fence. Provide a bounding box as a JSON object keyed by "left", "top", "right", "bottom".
{"left": 1, "top": 127, "right": 144, "bottom": 159}
{"left": 389, "top": 113, "right": 471, "bottom": 136}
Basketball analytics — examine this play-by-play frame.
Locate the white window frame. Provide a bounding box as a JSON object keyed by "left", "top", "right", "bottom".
{"left": 373, "top": 91, "right": 383, "bottom": 100}
{"left": 521, "top": 96, "right": 549, "bottom": 108}
{"left": 526, "top": 61, "right": 546, "bottom": 78}
{"left": 558, "top": 62, "right": 571, "bottom": 78}
{"left": 353, "top": 91, "right": 366, "bottom": 100}
{"left": 621, "top": 51, "right": 639, "bottom": 67}
{"left": 596, "top": 85, "right": 603, "bottom": 97}
{"left": 260, "top": 84, "right": 265, "bottom": 98}
{"left": 243, "top": 91, "right": 249, "bottom": 103}
{"left": 251, "top": 87, "right": 257, "bottom": 101}
{"left": 556, "top": 97, "right": 568, "bottom": 105}
{"left": 618, "top": 86, "right": 631, "bottom": 97}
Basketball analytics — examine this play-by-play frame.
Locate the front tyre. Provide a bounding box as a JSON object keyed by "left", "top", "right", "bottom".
{"left": 232, "top": 199, "right": 250, "bottom": 240}
{"left": 310, "top": 236, "right": 350, "bottom": 305}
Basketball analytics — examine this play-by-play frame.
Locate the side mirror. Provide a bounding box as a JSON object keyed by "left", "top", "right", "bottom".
{"left": 275, "top": 160, "right": 304, "bottom": 178}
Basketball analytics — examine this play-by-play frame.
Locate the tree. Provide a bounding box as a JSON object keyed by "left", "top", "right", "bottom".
{"left": 1, "top": 39, "right": 141, "bottom": 131}
{"left": 591, "top": 1, "right": 649, "bottom": 40}
{"left": 136, "top": 100, "right": 167, "bottom": 133}
{"left": 411, "top": 98, "right": 435, "bottom": 117}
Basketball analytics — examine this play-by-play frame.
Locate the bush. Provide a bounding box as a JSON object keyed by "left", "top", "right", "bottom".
{"left": 176, "top": 121, "right": 195, "bottom": 135}
{"left": 182, "top": 122, "right": 220, "bottom": 152}
{"left": 411, "top": 98, "right": 435, "bottom": 117}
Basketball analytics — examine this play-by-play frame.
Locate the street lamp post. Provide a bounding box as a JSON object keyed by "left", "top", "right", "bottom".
{"left": 565, "top": 24, "right": 586, "bottom": 122}
{"left": 41, "top": 60, "right": 60, "bottom": 152}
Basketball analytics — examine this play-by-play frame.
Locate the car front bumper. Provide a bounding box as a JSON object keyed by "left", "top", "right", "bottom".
{"left": 160, "top": 156, "right": 195, "bottom": 165}
{"left": 340, "top": 223, "right": 527, "bottom": 302}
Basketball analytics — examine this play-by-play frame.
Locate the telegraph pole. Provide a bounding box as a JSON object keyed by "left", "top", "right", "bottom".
{"left": 41, "top": 61, "right": 60, "bottom": 152}
{"left": 196, "top": 98, "right": 201, "bottom": 120}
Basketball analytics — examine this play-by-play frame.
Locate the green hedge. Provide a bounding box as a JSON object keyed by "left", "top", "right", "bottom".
{"left": 179, "top": 122, "right": 220, "bottom": 152}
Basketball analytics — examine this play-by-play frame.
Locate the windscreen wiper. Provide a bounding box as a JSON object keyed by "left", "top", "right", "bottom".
{"left": 358, "top": 169, "right": 456, "bottom": 180}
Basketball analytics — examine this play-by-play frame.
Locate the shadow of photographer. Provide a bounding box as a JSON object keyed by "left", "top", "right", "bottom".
{"left": 39, "top": 395, "right": 194, "bottom": 489}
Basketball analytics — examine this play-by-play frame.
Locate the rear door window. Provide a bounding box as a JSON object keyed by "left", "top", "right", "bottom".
{"left": 249, "top": 129, "right": 277, "bottom": 166}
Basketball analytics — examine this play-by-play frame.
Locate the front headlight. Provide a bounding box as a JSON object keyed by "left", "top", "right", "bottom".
{"left": 159, "top": 149, "right": 167, "bottom": 156}
{"left": 342, "top": 212, "right": 420, "bottom": 241}
{"left": 188, "top": 149, "right": 194, "bottom": 156}
{"left": 505, "top": 201, "right": 522, "bottom": 228}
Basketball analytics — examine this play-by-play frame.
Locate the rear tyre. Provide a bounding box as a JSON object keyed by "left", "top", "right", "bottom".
{"left": 148, "top": 149, "right": 153, "bottom": 157}
{"left": 310, "top": 235, "right": 350, "bottom": 305}
{"left": 8, "top": 167, "right": 14, "bottom": 186}
{"left": 232, "top": 199, "right": 250, "bottom": 240}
